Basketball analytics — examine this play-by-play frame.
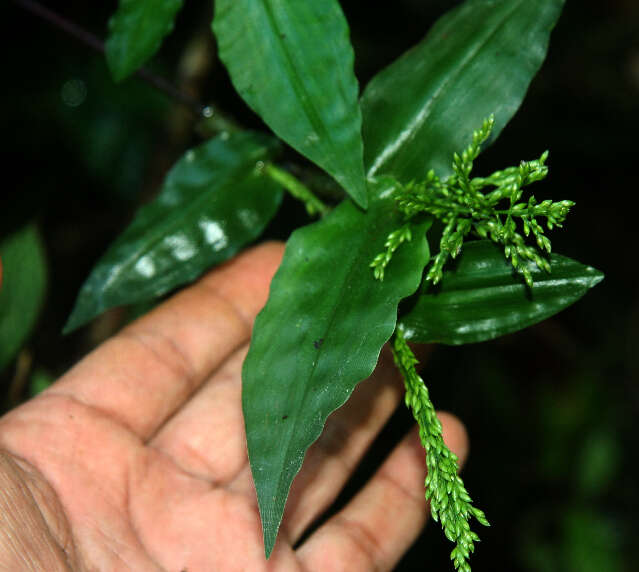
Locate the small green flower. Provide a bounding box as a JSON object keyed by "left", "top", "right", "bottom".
{"left": 372, "top": 115, "right": 574, "bottom": 287}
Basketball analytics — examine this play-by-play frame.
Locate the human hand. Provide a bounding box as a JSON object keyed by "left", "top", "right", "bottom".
{"left": 0, "top": 242, "right": 468, "bottom": 571}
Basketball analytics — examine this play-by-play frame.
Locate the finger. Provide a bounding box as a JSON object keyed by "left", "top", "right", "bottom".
{"left": 297, "top": 413, "right": 469, "bottom": 572}
{"left": 165, "top": 345, "right": 403, "bottom": 490}
{"left": 151, "top": 343, "right": 431, "bottom": 489}
{"left": 149, "top": 344, "right": 249, "bottom": 482}
{"left": 226, "top": 345, "right": 433, "bottom": 523}
{"left": 47, "top": 242, "right": 284, "bottom": 440}
{"left": 279, "top": 344, "right": 434, "bottom": 543}
{"left": 278, "top": 346, "right": 405, "bottom": 541}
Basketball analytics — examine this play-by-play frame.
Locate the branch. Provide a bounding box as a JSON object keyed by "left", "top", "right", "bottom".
{"left": 11, "top": 0, "right": 205, "bottom": 117}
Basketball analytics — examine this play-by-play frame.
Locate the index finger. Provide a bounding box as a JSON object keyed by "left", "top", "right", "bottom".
{"left": 47, "top": 242, "right": 284, "bottom": 440}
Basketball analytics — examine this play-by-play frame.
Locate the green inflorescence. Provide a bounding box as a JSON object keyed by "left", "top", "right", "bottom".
{"left": 371, "top": 115, "right": 574, "bottom": 287}
{"left": 377, "top": 116, "right": 577, "bottom": 571}
{"left": 370, "top": 224, "right": 413, "bottom": 280}
{"left": 392, "top": 328, "right": 489, "bottom": 572}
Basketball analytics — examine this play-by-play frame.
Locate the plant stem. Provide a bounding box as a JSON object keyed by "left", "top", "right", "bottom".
{"left": 11, "top": 0, "right": 205, "bottom": 117}
{"left": 263, "top": 164, "right": 330, "bottom": 217}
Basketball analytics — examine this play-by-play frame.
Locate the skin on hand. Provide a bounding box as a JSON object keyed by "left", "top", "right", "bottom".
{"left": 0, "top": 242, "right": 468, "bottom": 572}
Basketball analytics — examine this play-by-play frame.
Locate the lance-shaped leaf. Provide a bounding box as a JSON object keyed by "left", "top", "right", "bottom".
{"left": 106, "top": 0, "right": 184, "bottom": 82}
{"left": 64, "top": 131, "right": 283, "bottom": 333}
{"left": 399, "top": 240, "right": 603, "bottom": 345}
{"left": 0, "top": 224, "right": 48, "bottom": 372}
{"left": 242, "top": 180, "right": 430, "bottom": 556}
{"left": 362, "top": 0, "right": 565, "bottom": 182}
{"left": 213, "top": 0, "right": 367, "bottom": 208}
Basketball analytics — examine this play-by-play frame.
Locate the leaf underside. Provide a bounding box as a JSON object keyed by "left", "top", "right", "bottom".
{"left": 64, "top": 131, "right": 283, "bottom": 333}
{"left": 361, "top": 0, "right": 566, "bottom": 182}
{"left": 105, "top": 0, "right": 184, "bottom": 82}
{"left": 242, "top": 179, "right": 429, "bottom": 556}
{"left": 399, "top": 240, "right": 603, "bottom": 345}
{"left": 213, "top": 0, "right": 368, "bottom": 208}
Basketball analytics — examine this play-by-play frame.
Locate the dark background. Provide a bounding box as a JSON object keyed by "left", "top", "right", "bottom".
{"left": 2, "top": 1, "right": 638, "bottom": 570}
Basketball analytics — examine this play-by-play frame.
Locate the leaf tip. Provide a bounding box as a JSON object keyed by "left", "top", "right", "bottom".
{"left": 61, "top": 308, "right": 84, "bottom": 336}
{"left": 104, "top": 49, "right": 129, "bottom": 84}
{"left": 62, "top": 294, "right": 98, "bottom": 335}
{"left": 351, "top": 181, "right": 369, "bottom": 210}
{"left": 264, "top": 541, "right": 275, "bottom": 560}
{"left": 588, "top": 266, "right": 605, "bottom": 286}
{"left": 261, "top": 515, "right": 279, "bottom": 560}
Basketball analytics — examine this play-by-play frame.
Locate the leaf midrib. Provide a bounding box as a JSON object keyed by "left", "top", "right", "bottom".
{"left": 263, "top": 202, "right": 399, "bottom": 544}
{"left": 259, "top": 1, "right": 338, "bottom": 160}
{"left": 270, "top": 208, "right": 372, "bottom": 516}
{"left": 366, "top": 0, "right": 524, "bottom": 178}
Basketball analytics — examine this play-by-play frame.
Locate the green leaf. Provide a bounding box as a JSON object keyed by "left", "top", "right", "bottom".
{"left": 105, "top": 0, "right": 184, "bottom": 82}
{"left": 242, "top": 179, "right": 430, "bottom": 556}
{"left": 361, "top": 0, "right": 565, "bottom": 182}
{"left": 64, "top": 131, "right": 283, "bottom": 333}
{"left": 399, "top": 240, "right": 603, "bottom": 345}
{"left": 29, "top": 368, "right": 55, "bottom": 397}
{"left": 0, "top": 224, "right": 48, "bottom": 372}
{"left": 213, "top": 0, "right": 367, "bottom": 208}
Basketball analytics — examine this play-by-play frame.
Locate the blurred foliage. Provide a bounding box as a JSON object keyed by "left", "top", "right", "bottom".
{"left": 0, "top": 224, "right": 47, "bottom": 373}
{"left": 2, "top": 0, "right": 637, "bottom": 570}
{"left": 28, "top": 367, "right": 54, "bottom": 397}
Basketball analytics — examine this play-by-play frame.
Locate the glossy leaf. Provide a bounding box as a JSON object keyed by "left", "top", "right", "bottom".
{"left": 64, "top": 131, "right": 283, "bottom": 333}
{"left": 0, "top": 224, "right": 48, "bottom": 372}
{"left": 362, "top": 0, "right": 565, "bottom": 182}
{"left": 399, "top": 240, "right": 603, "bottom": 345}
{"left": 213, "top": 0, "right": 367, "bottom": 208}
{"left": 243, "top": 179, "right": 430, "bottom": 556}
{"left": 106, "top": 0, "right": 184, "bottom": 82}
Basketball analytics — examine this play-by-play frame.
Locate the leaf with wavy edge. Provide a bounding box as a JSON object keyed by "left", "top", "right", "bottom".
{"left": 399, "top": 240, "right": 603, "bottom": 345}
{"left": 361, "top": 0, "right": 565, "bottom": 182}
{"left": 213, "top": 0, "right": 367, "bottom": 208}
{"left": 65, "top": 131, "right": 282, "bottom": 333}
{"left": 242, "top": 179, "right": 430, "bottom": 556}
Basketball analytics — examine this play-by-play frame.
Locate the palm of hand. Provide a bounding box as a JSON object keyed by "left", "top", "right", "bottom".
{"left": 0, "top": 243, "right": 466, "bottom": 572}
